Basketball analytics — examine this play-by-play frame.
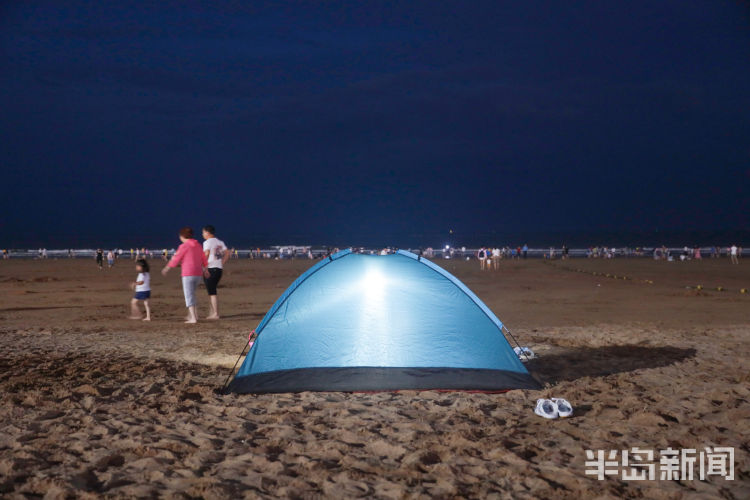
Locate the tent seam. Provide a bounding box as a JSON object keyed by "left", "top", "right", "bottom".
{"left": 396, "top": 250, "right": 504, "bottom": 330}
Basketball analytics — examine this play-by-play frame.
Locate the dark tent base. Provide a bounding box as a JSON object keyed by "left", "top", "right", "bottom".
{"left": 227, "top": 366, "right": 541, "bottom": 394}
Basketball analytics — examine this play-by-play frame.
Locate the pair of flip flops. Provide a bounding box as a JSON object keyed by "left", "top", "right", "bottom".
{"left": 534, "top": 398, "right": 573, "bottom": 419}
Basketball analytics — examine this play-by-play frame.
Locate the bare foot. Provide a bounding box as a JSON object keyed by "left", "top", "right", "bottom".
{"left": 206, "top": 314, "right": 220, "bottom": 320}
{"left": 143, "top": 317, "right": 151, "bottom": 322}
{"left": 184, "top": 319, "right": 197, "bottom": 324}
{"left": 128, "top": 315, "right": 142, "bottom": 320}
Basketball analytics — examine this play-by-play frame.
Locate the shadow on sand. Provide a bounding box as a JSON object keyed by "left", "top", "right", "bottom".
{"left": 526, "top": 345, "right": 696, "bottom": 385}
{"left": 0, "top": 305, "right": 84, "bottom": 312}
{"left": 218, "top": 312, "right": 265, "bottom": 320}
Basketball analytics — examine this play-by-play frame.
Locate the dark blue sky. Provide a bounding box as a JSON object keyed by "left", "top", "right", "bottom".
{"left": 1, "top": 1, "right": 749, "bottom": 248}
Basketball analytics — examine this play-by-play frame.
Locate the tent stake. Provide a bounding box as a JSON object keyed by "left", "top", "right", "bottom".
{"left": 502, "top": 325, "right": 532, "bottom": 363}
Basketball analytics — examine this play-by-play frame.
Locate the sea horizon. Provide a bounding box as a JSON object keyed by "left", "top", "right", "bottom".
{"left": 3, "top": 228, "right": 748, "bottom": 252}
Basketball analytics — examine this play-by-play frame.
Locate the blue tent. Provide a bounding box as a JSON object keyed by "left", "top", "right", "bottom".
{"left": 228, "top": 249, "right": 539, "bottom": 393}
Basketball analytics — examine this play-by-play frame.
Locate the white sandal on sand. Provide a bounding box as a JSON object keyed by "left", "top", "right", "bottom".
{"left": 551, "top": 398, "right": 573, "bottom": 418}
{"left": 534, "top": 399, "right": 559, "bottom": 419}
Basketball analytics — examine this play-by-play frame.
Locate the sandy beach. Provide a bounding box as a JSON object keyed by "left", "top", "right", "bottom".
{"left": 1, "top": 256, "right": 748, "bottom": 498}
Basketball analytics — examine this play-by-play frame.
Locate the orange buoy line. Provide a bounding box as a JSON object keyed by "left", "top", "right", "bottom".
{"left": 685, "top": 285, "right": 747, "bottom": 294}
{"left": 543, "top": 261, "right": 747, "bottom": 293}
{"left": 541, "top": 260, "right": 651, "bottom": 284}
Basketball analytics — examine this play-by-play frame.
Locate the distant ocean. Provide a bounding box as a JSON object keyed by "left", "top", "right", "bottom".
{"left": 3, "top": 229, "right": 748, "bottom": 251}
{"left": 195, "top": 228, "right": 746, "bottom": 249}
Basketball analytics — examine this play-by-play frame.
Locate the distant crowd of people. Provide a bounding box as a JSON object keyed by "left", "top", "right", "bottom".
{"left": 587, "top": 247, "right": 621, "bottom": 259}
{"left": 651, "top": 245, "right": 742, "bottom": 264}
{"left": 2, "top": 243, "right": 744, "bottom": 265}
{"left": 474, "top": 246, "right": 530, "bottom": 270}
{"left": 474, "top": 244, "right": 580, "bottom": 269}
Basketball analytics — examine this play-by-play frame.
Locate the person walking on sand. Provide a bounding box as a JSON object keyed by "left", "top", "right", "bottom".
{"left": 202, "top": 225, "right": 230, "bottom": 319}
{"left": 730, "top": 244, "right": 739, "bottom": 264}
{"left": 95, "top": 249, "right": 104, "bottom": 270}
{"left": 492, "top": 247, "right": 501, "bottom": 270}
{"left": 129, "top": 259, "right": 151, "bottom": 321}
{"left": 107, "top": 250, "right": 115, "bottom": 268}
{"left": 162, "top": 227, "right": 209, "bottom": 323}
{"left": 477, "top": 247, "right": 486, "bottom": 270}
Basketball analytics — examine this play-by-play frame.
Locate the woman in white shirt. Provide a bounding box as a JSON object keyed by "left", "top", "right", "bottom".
{"left": 202, "top": 225, "right": 230, "bottom": 319}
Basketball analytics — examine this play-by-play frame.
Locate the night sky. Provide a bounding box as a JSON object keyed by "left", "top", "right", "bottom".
{"left": 1, "top": 1, "right": 749, "bottom": 248}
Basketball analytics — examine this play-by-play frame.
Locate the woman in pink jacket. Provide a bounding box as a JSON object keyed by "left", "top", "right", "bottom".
{"left": 162, "top": 227, "right": 209, "bottom": 323}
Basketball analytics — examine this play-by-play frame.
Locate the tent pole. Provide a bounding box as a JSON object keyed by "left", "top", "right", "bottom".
{"left": 219, "top": 340, "right": 251, "bottom": 394}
